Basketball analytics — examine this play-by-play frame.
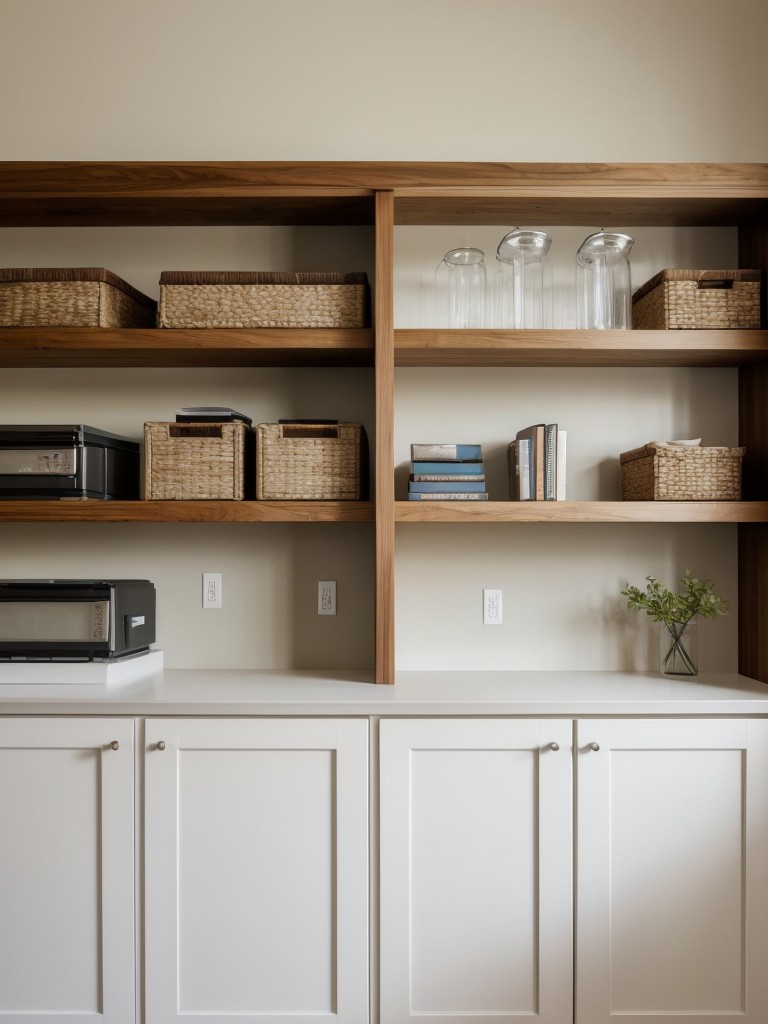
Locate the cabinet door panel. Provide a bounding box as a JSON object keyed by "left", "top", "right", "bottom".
{"left": 380, "top": 718, "right": 573, "bottom": 1024}
{"left": 576, "top": 718, "right": 768, "bottom": 1023}
{"left": 0, "top": 717, "right": 135, "bottom": 1024}
{"left": 144, "top": 718, "right": 369, "bottom": 1024}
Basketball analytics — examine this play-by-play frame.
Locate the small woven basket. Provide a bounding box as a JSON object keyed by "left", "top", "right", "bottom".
{"left": 256, "top": 422, "right": 368, "bottom": 500}
{"left": 158, "top": 271, "right": 370, "bottom": 329}
{"left": 0, "top": 268, "right": 157, "bottom": 327}
{"left": 620, "top": 442, "right": 745, "bottom": 501}
{"left": 632, "top": 269, "right": 761, "bottom": 329}
{"left": 145, "top": 421, "right": 253, "bottom": 500}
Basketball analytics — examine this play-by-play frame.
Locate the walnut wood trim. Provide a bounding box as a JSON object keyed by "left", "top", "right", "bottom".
{"left": 395, "top": 501, "right": 768, "bottom": 524}
{"left": 375, "top": 191, "right": 395, "bottom": 684}
{"left": 0, "top": 501, "right": 374, "bottom": 523}
{"left": 396, "top": 329, "right": 768, "bottom": 368}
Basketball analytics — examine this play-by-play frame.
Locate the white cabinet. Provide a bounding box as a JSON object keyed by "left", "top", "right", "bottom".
{"left": 379, "top": 718, "right": 574, "bottom": 1024}
{"left": 380, "top": 717, "right": 768, "bottom": 1024}
{"left": 576, "top": 718, "right": 768, "bottom": 1023}
{"left": 0, "top": 717, "right": 135, "bottom": 1024}
{"left": 144, "top": 717, "right": 370, "bottom": 1024}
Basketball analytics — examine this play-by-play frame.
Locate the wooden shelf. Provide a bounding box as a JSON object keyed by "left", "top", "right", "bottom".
{"left": 395, "top": 501, "right": 768, "bottom": 524}
{"left": 0, "top": 501, "right": 374, "bottom": 523}
{"left": 0, "top": 328, "right": 374, "bottom": 367}
{"left": 395, "top": 329, "right": 768, "bottom": 367}
{"left": 3, "top": 161, "right": 767, "bottom": 226}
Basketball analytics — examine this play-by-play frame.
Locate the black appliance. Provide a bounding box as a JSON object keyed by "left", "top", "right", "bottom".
{"left": 0, "top": 580, "right": 156, "bottom": 661}
{"left": 0, "top": 425, "right": 139, "bottom": 499}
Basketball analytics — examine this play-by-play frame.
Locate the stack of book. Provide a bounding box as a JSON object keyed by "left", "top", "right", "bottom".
{"left": 508, "top": 423, "right": 566, "bottom": 500}
{"left": 408, "top": 443, "right": 488, "bottom": 500}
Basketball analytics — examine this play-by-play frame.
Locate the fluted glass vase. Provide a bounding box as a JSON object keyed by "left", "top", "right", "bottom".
{"left": 659, "top": 619, "right": 698, "bottom": 676}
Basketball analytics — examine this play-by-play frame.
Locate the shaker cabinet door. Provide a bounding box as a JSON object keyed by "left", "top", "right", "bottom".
{"left": 144, "top": 717, "right": 369, "bottom": 1024}
{"left": 380, "top": 718, "right": 573, "bottom": 1024}
{"left": 0, "top": 717, "right": 135, "bottom": 1024}
{"left": 576, "top": 718, "right": 768, "bottom": 1024}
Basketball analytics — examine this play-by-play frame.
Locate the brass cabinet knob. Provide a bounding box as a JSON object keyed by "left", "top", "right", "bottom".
{"left": 157, "top": 741, "right": 166, "bottom": 751}
{"left": 110, "top": 740, "right": 120, "bottom": 751}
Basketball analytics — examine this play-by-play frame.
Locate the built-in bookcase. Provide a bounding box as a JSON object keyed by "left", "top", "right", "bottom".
{"left": 1, "top": 162, "right": 767, "bottom": 682}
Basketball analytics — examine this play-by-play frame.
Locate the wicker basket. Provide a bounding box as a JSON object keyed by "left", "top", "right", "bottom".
{"left": 632, "top": 269, "right": 761, "bottom": 329}
{"left": 0, "top": 268, "right": 157, "bottom": 328}
{"left": 620, "top": 442, "right": 745, "bottom": 501}
{"left": 145, "top": 421, "right": 254, "bottom": 500}
{"left": 158, "top": 271, "right": 370, "bottom": 329}
{"left": 256, "top": 422, "right": 368, "bottom": 500}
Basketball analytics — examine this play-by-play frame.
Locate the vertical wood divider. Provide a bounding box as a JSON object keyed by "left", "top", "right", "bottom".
{"left": 738, "top": 216, "right": 768, "bottom": 683}
{"left": 375, "top": 191, "right": 396, "bottom": 683}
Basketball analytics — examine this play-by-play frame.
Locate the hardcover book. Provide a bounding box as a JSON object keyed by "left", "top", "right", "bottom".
{"left": 410, "top": 443, "right": 483, "bottom": 461}
{"left": 407, "top": 491, "right": 489, "bottom": 500}
{"left": 411, "top": 474, "right": 487, "bottom": 483}
{"left": 409, "top": 479, "right": 487, "bottom": 493}
{"left": 411, "top": 461, "right": 485, "bottom": 476}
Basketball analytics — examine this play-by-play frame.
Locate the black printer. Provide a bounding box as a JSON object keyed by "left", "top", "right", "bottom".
{"left": 0, "top": 425, "right": 139, "bottom": 499}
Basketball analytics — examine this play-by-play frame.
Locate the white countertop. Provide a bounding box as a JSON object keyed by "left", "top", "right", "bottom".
{"left": 1, "top": 668, "right": 767, "bottom": 716}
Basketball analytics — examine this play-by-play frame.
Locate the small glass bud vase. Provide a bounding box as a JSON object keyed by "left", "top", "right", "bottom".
{"left": 659, "top": 619, "right": 698, "bottom": 676}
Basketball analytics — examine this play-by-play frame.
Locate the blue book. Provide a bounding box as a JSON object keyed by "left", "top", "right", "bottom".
{"left": 410, "top": 443, "right": 483, "bottom": 461}
{"left": 409, "top": 479, "right": 486, "bottom": 493}
{"left": 411, "top": 461, "right": 485, "bottom": 475}
{"left": 408, "top": 491, "right": 489, "bottom": 500}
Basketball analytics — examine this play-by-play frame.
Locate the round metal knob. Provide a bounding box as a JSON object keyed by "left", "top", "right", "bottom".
{"left": 549, "top": 742, "right": 560, "bottom": 751}
{"left": 588, "top": 742, "right": 600, "bottom": 752}
{"left": 156, "top": 741, "right": 166, "bottom": 751}
{"left": 110, "top": 740, "right": 120, "bottom": 751}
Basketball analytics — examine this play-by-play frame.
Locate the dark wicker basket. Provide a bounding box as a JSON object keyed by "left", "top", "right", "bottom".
{"left": 158, "top": 271, "right": 370, "bottom": 329}
{"left": 632, "top": 269, "right": 761, "bottom": 329}
{"left": 620, "top": 442, "right": 745, "bottom": 500}
{"left": 0, "top": 268, "right": 157, "bottom": 327}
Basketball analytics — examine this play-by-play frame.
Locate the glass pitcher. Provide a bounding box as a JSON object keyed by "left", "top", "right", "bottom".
{"left": 435, "top": 247, "right": 487, "bottom": 328}
{"left": 576, "top": 231, "right": 634, "bottom": 329}
{"left": 495, "top": 229, "right": 553, "bottom": 329}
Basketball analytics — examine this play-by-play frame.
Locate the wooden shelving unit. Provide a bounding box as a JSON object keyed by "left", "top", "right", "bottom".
{"left": 394, "top": 501, "right": 768, "bottom": 524}
{"left": 1, "top": 161, "right": 768, "bottom": 683}
{"left": 0, "top": 328, "right": 374, "bottom": 368}
{"left": 0, "top": 501, "right": 374, "bottom": 523}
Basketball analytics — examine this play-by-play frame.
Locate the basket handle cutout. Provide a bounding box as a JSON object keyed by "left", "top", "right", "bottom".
{"left": 697, "top": 279, "right": 734, "bottom": 289}
{"left": 169, "top": 425, "right": 223, "bottom": 438}
{"left": 281, "top": 426, "right": 340, "bottom": 439}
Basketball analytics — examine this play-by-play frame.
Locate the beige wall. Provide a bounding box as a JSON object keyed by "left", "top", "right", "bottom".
{"left": 1, "top": 0, "right": 767, "bottom": 670}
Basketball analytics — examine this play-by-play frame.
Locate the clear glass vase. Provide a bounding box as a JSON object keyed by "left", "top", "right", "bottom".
{"left": 576, "top": 230, "right": 634, "bottom": 329}
{"left": 435, "top": 247, "right": 487, "bottom": 328}
{"left": 659, "top": 619, "right": 698, "bottom": 676}
{"left": 494, "top": 229, "right": 553, "bottom": 329}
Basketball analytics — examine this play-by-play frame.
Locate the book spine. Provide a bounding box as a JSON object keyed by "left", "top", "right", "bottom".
{"left": 411, "top": 474, "right": 487, "bottom": 483}
{"left": 533, "top": 424, "right": 545, "bottom": 500}
{"left": 409, "top": 480, "right": 486, "bottom": 493}
{"left": 518, "top": 438, "right": 531, "bottom": 500}
{"left": 407, "top": 492, "right": 489, "bottom": 500}
{"left": 544, "top": 423, "right": 558, "bottom": 501}
{"left": 556, "top": 430, "right": 567, "bottom": 500}
{"left": 411, "top": 461, "right": 485, "bottom": 475}
{"left": 410, "top": 443, "right": 482, "bottom": 461}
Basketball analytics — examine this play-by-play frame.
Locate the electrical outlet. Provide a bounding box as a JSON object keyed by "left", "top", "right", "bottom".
{"left": 483, "top": 588, "right": 502, "bottom": 625}
{"left": 202, "top": 572, "right": 222, "bottom": 609}
{"left": 318, "top": 580, "right": 337, "bottom": 616}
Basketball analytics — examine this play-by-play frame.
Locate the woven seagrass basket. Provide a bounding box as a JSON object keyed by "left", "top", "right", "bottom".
{"left": 620, "top": 442, "right": 745, "bottom": 501}
{"left": 145, "top": 421, "right": 254, "bottom": 500}
{"left": 256, "top": 422, "right": 368, "bottom": 500}
{"left": 158, "top": 271, "right": 370, "bottom": 329}
{"left": 0, "top": 268, "right": 157, "bottom": 327}
{"left": 632, "top": 269, "right": 761, "bottom": 329}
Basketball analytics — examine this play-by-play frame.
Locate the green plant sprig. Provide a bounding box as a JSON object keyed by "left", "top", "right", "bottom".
{"left": 621, "top": 570, "right": 729, "bottom": 627}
